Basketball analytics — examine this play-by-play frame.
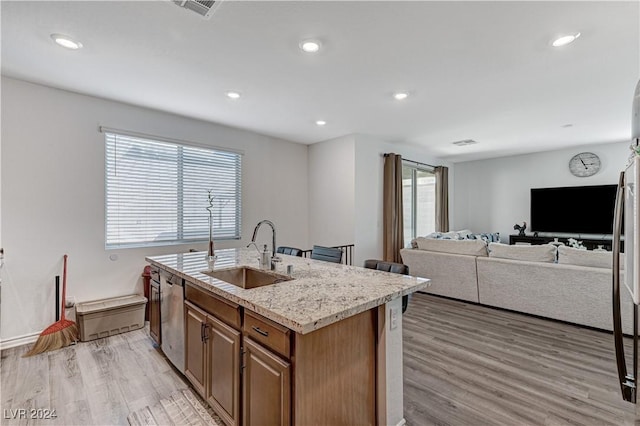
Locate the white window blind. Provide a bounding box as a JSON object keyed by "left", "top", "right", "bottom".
{"left": 105, "top": 131, "right": 242, "bottom": 248}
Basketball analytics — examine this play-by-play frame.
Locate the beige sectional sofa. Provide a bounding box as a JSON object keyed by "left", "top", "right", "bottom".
{"left": 400, "top": 238, "right": 487, "bottom": 303}
{"left": 400, "top": 239, "right": 634, "bottom": 334}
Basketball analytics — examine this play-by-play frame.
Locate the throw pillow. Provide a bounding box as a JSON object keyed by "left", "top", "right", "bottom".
{"left": 558, "top": 245, "right": 623, "bottom": 269}
{"left": 469, "top": 232, "right": 500, "bottom": 243}
{"left": 418, "top": 229, "right": 473, "bottom": 240}
{"left": 488, "top": 242, "right": 557, "bottom": 263}
{"left": 415, "top": 238, "right": 488, "bottom": 256}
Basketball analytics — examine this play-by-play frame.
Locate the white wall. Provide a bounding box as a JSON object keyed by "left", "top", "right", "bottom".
{"left": 307, "top": 135, "right": 356, "bottom": 247}
{"left": 307, "top": 133, "right": 452, "bottom": 266}
{"left": 1, "top": 77, "right": 309, "bottom": 342}
{"left": 0, "top": 76, "right": 2, "bottom": 253}
{"left": 453, "top": 141, "right": 630, "bottom": 242}
{"left": 354, "top": 135, "right": 454, "bottom": 265}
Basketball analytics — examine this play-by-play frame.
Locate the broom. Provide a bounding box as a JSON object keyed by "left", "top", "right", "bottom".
{"left": 23, "top": 254, "right": 78, "bottom": 357}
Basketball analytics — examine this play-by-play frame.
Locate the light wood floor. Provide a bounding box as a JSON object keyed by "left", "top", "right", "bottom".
{"left": 0, "top": 330, "right": 190, "bottom": 425}
{"left": 404, "top": 293, "right": 640, "bottom": 426}
{"left": 2, "top": 295, "right": 639, "bottom": 425}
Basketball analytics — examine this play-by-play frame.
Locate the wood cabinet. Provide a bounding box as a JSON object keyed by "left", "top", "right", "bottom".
{"left": 184, "top": 282, "right": 376, "bottom": 426}
{"left": 185, "top": 301, "right": 207, "bottom": 397}
{"left": 243, "top": 338, "right": 290, "bottom": 426}
{"left": 207, "top": 315, "right": 241, "bottom": 426}
{"left": 184, "top": 297, "right": 242, "bottom": 426}
{"left": 243, "top": 311, "right": 291, "bottom": 359}
{"left": 149, "top": 280, "right": 161, "bottom": 345}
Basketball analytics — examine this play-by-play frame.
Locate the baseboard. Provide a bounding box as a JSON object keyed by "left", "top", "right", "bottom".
{"left": 0, "top": 307, "right": 76, "bottom": 351}
{"left": 417, "top": 292, "right": 617, "bottom": 335}
{"left": 395, "top": 418, "right": 406, "bottom": 426}
{"left": 0, "top": 331, "right": 40, "bottom": 351}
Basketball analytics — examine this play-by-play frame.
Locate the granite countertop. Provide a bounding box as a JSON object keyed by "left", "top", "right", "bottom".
{"left": 146, "top": 248, "right": 429, "bottom": 334}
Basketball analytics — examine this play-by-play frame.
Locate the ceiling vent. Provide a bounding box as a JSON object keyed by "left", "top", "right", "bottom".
{"left": 452, "top": 139, "right": 478, "bottom": 146}
{"left": 173, "top": 0, "right": 221, "bottom": 19}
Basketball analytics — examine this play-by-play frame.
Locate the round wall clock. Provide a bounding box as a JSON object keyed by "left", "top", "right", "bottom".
{"left": 569, "top": 152, "right": 601, "bottom": 177}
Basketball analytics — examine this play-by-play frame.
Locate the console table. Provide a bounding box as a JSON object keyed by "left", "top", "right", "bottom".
{"left": 509, "top": 235, "right": 617, "bottom": 251}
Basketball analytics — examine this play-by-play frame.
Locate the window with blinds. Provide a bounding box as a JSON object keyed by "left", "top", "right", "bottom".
{"left": 105, "top": 131, "right": 242, "bottom": 248}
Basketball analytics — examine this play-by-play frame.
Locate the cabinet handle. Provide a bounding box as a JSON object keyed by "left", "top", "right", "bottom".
{"left": 200, "top": 322, "right": 205, "bottom": 342}
{"left": 203, "top": 323, "right": 210, "bottom": 342}
{"left": 252, "top": 326, "right": 269, "bottom": 337}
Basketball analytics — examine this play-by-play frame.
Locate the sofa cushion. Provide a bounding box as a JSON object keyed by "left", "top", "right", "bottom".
{"left": 414, "top": 237, "right": 488, "bottom": 256}
{"left": 558, "top": 245, "right": 621, "bottom": 269}
{"left": 488, "top": 242, "right": 557, "bottom": 263}
{"left": 400, "top": 248, "right": 481, "bottom": 302}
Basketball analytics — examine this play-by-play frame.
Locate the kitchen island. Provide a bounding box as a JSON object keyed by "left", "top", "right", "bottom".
{"left": 147, "top": 248, "right": 429, "bottom": 426}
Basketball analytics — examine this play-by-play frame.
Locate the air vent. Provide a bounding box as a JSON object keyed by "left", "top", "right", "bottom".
{"left": 452, "top": 139, "right": 478, "bottom": 146}
{"left": 174, "top": 0, "right": 220, "bottom": 19}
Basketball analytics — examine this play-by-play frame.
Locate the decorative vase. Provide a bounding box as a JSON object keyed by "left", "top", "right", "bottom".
{"left": 207, "top": 213, "right": 217, "bottom": 269}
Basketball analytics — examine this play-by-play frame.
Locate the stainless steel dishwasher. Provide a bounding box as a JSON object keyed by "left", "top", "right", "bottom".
{"left": 160, "top": 269, "right": 185, "bottom": 373}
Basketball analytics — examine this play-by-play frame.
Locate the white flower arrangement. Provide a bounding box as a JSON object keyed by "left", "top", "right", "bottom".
{"left": 567, "top": 238, "right": 586, "bottom": 250}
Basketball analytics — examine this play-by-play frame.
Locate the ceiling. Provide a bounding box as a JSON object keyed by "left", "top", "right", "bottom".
{"left": 2, "top": 1, "right": 638, "bottom": 162}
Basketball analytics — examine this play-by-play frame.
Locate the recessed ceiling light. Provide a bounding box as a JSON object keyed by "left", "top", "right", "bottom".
{"left": 393, "top": 92, "right": 409, "bottom": 100}
{"left": 50, "top": 33, "right": 82, "bottom": 50}
{"left": 226, "top": 91, "right": 241, "bottom": 99}
{"left": 300, "top": 40, "right": 321, "bottom": 53}
{"left": 552, "top": 32, "right": 581, "bottom": 47}
{"left": 315, "top": 120, "right": 327, "bottom": 126}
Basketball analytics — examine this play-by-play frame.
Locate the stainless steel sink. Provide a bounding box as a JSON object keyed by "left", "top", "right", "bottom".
{"left": 201, "top": 266, "right": 292, "bottom": 289}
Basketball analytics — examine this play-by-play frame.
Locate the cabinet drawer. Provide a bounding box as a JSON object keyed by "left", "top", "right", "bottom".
{"left": 185, "top": 283, "right": 241, "bottom": 329}
{"left": 243, "top": 311, "right": 291, "bottom": 359}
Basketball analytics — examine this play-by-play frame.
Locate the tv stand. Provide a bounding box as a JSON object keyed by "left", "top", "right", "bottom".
{"left": 509, "top": 235, "right": 616, "bottom": 251}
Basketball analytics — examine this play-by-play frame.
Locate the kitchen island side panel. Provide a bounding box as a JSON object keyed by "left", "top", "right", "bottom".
{"left": 293, "top": 308, "right": 377, "bottom": 425}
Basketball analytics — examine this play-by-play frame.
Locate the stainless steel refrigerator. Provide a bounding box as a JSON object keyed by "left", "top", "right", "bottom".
{"left": 612, "top": 79, "right": 640, "bottom": 403}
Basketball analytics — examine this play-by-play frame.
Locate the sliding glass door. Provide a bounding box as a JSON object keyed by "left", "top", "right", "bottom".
{"left": 402, "top": 163, "right": 436, "bottom": 247}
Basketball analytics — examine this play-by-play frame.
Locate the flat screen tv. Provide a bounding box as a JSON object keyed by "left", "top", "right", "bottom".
{"left": 530, "top": 184, "right": 617, "bottom": 234}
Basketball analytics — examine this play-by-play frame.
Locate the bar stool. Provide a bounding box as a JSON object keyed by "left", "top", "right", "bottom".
{"left": 310, "top": 245, "right": 343, "bottom": 263}
{"left": 276, "top": 246, "right": 303, "bottom": 257}
{"left": 363, "top": 259, "right": 410, "bottom": 313}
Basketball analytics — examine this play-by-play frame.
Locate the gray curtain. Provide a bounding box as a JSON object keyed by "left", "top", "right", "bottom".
{"left": 383, "top": 153, "right": 404, "bottom": 263}
{"left": 435, "top": 166, "right": 449, "bottom": 232}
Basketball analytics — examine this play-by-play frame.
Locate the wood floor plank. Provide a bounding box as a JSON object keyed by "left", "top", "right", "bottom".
{"left": 2, "top": 345, "right": 52, "bottom": 426}
{"left": 0, "top": 327, "right": 198, "bottom": 426}
{"left": 1, "top": 345, "right": 21, "bottom": 410}
{"left": 404, "top": 294, "right": 639, "bottom": 425}
{"left": 47, "top": 345, "right": 93, "bottom": 426}
{"left": 77, "top": 337, "right": 130, "bottom": 425}
{"left": 3, "top": 295, "right": 640, "bottom": 426}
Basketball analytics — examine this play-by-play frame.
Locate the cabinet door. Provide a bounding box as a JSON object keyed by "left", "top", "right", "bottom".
{"left": 206, "top": 316, "right": 241, "bottom": 426}
{"left": 243, "top": 338, "right": 291, "bottom": 426}
{"left": 149, "top": 282, "right": 161, "bottom": 345}
{"left": 184, "top": 301, "right": 207, "bottom": 397}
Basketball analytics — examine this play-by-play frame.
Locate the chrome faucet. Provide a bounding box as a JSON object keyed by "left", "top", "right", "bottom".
{"left": 251, "top": 220, "right": 281, "bottom": 266}
{"left": 246, "top": 242, "right": 260, "bottom": 252}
